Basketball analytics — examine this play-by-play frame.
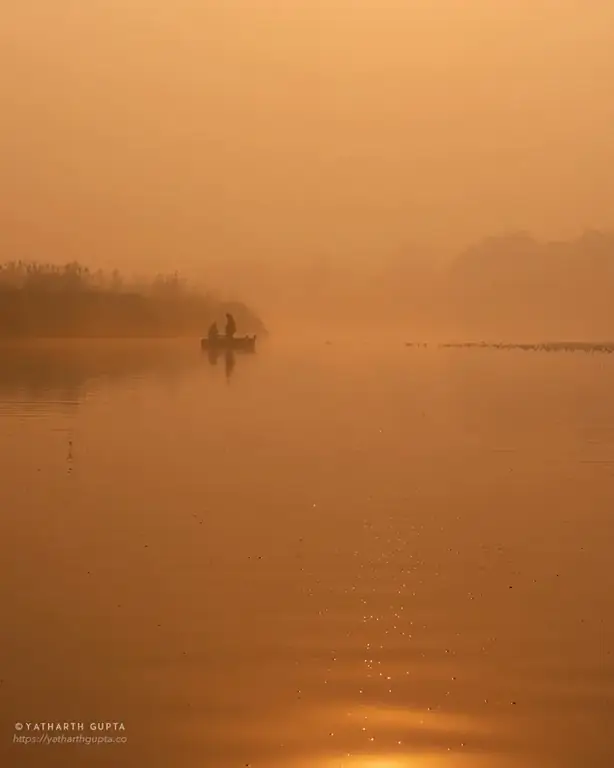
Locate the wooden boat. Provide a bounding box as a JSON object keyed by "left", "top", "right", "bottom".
{"left": 200, "top": 335, "right": 257, "bottom": 352}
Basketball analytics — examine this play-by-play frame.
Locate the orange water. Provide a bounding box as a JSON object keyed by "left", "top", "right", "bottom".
{"left": 1, "top": 339, "right": 613, "bottom": 767}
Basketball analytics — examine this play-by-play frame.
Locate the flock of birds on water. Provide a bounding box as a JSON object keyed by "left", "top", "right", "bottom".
{"left": 404, "top": 341, "right": 614, "bottom": 354}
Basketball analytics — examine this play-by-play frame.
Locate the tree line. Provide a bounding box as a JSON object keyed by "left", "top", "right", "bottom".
{"left": 0, "top": 261, "right": 265, "bottom": 338}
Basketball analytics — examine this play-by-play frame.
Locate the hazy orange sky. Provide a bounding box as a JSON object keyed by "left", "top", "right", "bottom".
{"left": 2, "top": 0, "right": 613, "bottom": 279}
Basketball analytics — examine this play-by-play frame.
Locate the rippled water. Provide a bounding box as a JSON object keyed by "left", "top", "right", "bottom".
{"left": 1, "top": 339, "right": 613, "bottom": 767}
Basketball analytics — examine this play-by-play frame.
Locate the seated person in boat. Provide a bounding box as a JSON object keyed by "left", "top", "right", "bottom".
{"left": 225, "top": 313, "right": 237, "bottom": 338}
{"left": 207, "top": 321, "right": 220, "bottom": 341}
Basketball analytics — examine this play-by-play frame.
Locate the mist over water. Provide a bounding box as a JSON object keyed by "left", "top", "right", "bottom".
{"left": 3, "top": 1, "right": 614, "bottom": 765}
{"left": 1, "top": 340, "right": 614, "bottom": 768}
{"left": 3, "top": 1, "right": 614, "bottom": 275}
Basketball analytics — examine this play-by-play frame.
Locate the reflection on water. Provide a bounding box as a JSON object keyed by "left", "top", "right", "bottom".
{"left": 205, "top": 347, "right": 237, "bottom": 381}
{"left": 0, "top": 340, "right": 196, "bottom": 408}
{"left": 1, "top": 340, "right": 613, "bottom": 768}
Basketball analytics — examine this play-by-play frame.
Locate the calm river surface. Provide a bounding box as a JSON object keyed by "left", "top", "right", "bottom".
{"left": 1, "top": 338, "right": 613, "bottom": 768}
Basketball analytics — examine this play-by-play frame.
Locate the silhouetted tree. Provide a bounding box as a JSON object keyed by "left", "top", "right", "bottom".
{"left": 0, "top": 261, "right": 265, "bottom": 338}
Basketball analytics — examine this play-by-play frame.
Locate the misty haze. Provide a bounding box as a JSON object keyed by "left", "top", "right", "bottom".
{"left": 2, "top": 2, "right": 614, "bottom": 768}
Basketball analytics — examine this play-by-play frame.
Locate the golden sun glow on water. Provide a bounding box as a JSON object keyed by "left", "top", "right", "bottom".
{"left": 203, "top": 702, "right": 513, "bottom": 768}
{"left": 315, "top": 758, "right": 421, "bottom": 768}
{"left": 199, "top": 701, "right": 493, "bottom": 741}
{"left": 282, "top": 752, "right": 523, "bottom": 768}
{"left": 314, "top": 757, "right": 439, "bottom": 768}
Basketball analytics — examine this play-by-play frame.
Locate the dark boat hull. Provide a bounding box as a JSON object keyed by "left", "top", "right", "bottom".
{"left": 201, "top": 335, "right": 256, "bottom": 352}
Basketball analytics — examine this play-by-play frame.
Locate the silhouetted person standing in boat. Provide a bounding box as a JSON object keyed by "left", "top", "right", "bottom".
{"left": 225, "top": 313, "right": 237, "bottom": 339}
